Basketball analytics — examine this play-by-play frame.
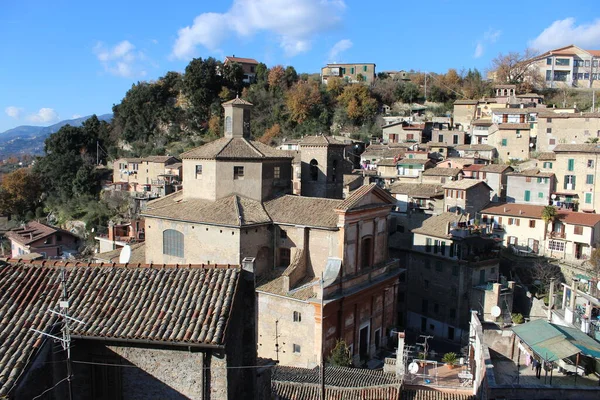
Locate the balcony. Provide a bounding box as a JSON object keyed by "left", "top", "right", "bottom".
{"left": 550, "top": 231, "right": 566, "bottom": 239}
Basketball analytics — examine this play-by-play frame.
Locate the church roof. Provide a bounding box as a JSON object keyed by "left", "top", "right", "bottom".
{"left": 299, "top": 135, "right": 347, "bottom": 146}
{"left": 142, "top": 191, "right": 272, "bottom": 227}
{"left": 181, "top": 137, "right": 293, "bottom": 160}
{"left": 222, "top": 97, "right": 253, "bottom": 106}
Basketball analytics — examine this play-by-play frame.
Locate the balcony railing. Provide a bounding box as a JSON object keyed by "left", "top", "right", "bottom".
{"left": 550, "top": 231, "right": 566, "bottom": 239}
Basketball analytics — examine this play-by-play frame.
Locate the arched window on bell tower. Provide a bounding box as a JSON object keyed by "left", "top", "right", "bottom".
{"left": 225, "top": 116, "right": 232, "bottom": 134}
{"left": 310, "top": 159, "right": 319, "bottom": 181}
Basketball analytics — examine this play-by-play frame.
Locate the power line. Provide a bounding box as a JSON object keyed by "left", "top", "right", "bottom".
{"left": 31, "top": 376, "right": 70, "bottom": 400}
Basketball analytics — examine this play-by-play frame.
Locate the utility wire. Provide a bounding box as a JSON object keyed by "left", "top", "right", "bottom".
{"left": 31, "top": 376, "right": 69, "bottom": 400}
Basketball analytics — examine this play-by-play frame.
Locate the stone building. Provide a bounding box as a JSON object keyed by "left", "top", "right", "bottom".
{"left": 453, "top": 100, "right": 478, "bottom": 130}
{"left": 481, "top": 203, "right": 600, "bottom": 263}
{"left": 0, "top": 260, "right": 257, "bottom": 400}
{"left": 113, "top": 155, "right": 181, "bottom": 196}
{"left": 537, "top": 112, "right": 600, "bottom": 152}
{"left": 550, "top": 144, "right": 600, "bottom": 212}
{"left": 506, "top": 169, "right": 556, "bottom": 205}
{"left": 479, "top": 164, "right": 513, "bottom": 202}
{"left": 489, "top": 123, "right": 531, "bottom": 162}
{"left": 321, "top": 63, "right": 376, "bottom": 84}
{"left": 408, "top": 212, "right": 508, "bottom": 342}
{"left": 443, "top": 180, "right": 492, "bottom": 215}
{"left": 421, "top": 167, "right": 463, "bottom": 184}
{"left": 256, "top": 184, "right": 402, "bottom": 367}
{"left": 299, "top": 135, "right": 352, "bottom": 199}
{"left": 455, "top": 144, "right": 497, "bottom": 162}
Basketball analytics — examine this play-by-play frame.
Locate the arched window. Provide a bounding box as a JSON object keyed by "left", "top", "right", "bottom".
{"left": 163, "top": 229, "right": 184, "bottom": 257}
{"left": 310, "top": 159, "right": 319, "bottom": 181}
{"left": 225, "top": 116, "right": 232, "bottom": 133}
{"left": 361, "top": 236, "right": 373, "bottom": 269}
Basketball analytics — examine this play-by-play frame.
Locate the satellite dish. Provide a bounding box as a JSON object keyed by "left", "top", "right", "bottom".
{"left": 491, "top": 306, "right": 502, "bottom": 318}
{"left": 408, "top": 362, "right": 419, "bottom": 374}
{"left": 119, "top": 245, "right": 131, "bottom": 264}
{"left": 551, "top": 194, "right": 557, "bottom": 200}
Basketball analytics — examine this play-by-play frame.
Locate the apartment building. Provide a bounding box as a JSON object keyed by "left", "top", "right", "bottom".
{"left": 551, "top": 144, "right": 600, "bottom": 213}
{"left": 421, "top": 167, "right": 463, "bottom": 184}
{"left": 481, "top": 203, "right": 600, "bottom": 264}
{"left": 467, "top": 164, "right": 513, "bottom": 202}
{"left": 408, "top": 212, "right": 507, "bottom": 342}
{"left": 471, "top": 120, "right": 496, "bottom": 144}
{"left": 443, "top": 180, "right": 492, "bottom": 215}
{"left": 382, "top": 122, "right": 424, "bottom": 144}
{"left": 430, "top": 129, "right": 466, "bottom": 146}
{"left": 321, "top": 63, "right": 376, "bottom": 85}
{"left": 455, "top": 144, "right": 497, "bottom": 162}
{"left": 529, "top": 45, "right": 600, "bottom": 89}
{"left": 505, "top": 169, "right": 556, "bottom": 205}
{"left": 113, "top": 155, "right": 181, "bottom": 195}
{"left": 537, "top": 112, "right": 600, "bottom": 152}
{"left": 453, "top": 100, "right": 478, "bottom": 129}
{"left": 489, "top": 123, "right": 531, "bottom": 162}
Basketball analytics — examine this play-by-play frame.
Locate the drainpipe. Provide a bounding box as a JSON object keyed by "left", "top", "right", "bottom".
{"left": 547, "top": 278, "right": 555, "bottom": 321}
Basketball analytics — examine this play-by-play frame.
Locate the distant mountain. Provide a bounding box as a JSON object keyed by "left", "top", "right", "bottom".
{"left": 0, "top": 114, "right": 113, "bottom": 158}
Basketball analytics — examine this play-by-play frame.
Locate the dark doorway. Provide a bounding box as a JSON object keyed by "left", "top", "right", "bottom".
{"left": 421, "top": 317, "right": 427, "bottom": 332}
{"left": 448, "top": 326, "right": 455, "bottom": 341}
{"left": 359, "top": 326, "right": 369, "bottom": 360}
{"left": 361, "top": 237, "right": 373, "bottom": 269}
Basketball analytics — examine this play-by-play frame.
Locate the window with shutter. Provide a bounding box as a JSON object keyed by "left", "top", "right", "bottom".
{"left": 568, "top": 159, "right": 574, "bottom": 171}
{"left": 574, "top": 226, "right": 583, "bottom": 235}
{"left": 524, "top": 190, "right": 531, "bottom": 202}
{"left": 586, "top": 192, "right": 592, "bottom": 204}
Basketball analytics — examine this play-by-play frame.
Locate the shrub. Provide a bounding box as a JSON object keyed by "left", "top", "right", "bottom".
{"left": 511, "top": 313, "right": 524, "bottom": 324}
{"left": 442, "top": 352, "right": 458, "bottom": 365}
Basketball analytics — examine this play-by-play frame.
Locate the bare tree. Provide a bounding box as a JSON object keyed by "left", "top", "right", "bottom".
{"left": 586, "top": 245, "right": 600, "bottom": 279}
{"left": 490, "top": 49, "right": 544, "bottom": 93}
{"left": 531, "top": 260, "right": 563, "bottom": 294}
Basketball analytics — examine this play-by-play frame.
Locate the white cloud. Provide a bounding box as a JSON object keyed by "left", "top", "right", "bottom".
{"left": 172, "top": 0, "right": 346, "bottom": 59}
{"left": 72, "top": 114, "right": 82, "bottom": 119}
{"left": 28, "top": 108, "right": 59, "bottom": 123}
{"left": 529, "top": 18, "right": 600, "bottom": 52}
{"left": 473, "top": 28, "right": 501, "bottom": 58}
{"left": 328, "top": 39, "right": 352, "bottom": 62}
{"left": 94, "top": 40, "right": 148, "bottom": 78}
{"left": 5, "top": 106, "right": 23, "bottom": 119}
{"left": 473, "top": 43, "right": 484, "bottom": 58}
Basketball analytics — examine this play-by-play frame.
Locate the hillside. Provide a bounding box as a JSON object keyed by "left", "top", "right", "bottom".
{"left": 0, "top": 114, "right": 112, "bottom": 158}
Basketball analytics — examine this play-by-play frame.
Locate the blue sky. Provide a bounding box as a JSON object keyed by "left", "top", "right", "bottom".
{"left": 2, "top": 0, "right": 600, "bottom": 132}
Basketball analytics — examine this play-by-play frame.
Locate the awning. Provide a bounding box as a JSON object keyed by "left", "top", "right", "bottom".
{"left": 513, "top": 319, "right": 600, "bottom": 361}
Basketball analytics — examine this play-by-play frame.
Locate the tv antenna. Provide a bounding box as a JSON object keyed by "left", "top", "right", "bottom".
{"left": 30, "top": 268, "right": 85, "bottom": 400}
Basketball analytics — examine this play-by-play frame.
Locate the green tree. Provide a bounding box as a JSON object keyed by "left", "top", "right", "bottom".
{"left": 255, "top": 62, "right": 269, "bottom": 85}
{"left": 182, "top": 57, "right": 223, "bottom": 127}
{"left": 337, "top": 84, "right": 378, "bottom": 125}
{"left": 285, "top": 66, "right": 298, "bottom": 87}
{"left": 541, "top": 205, "right": 558, "bottom": 240}
{"left": 222, "top": 61, "right": 245, "bottom": 94}
{"left": 327, "top": 339, "right": 352, "bottom": 367}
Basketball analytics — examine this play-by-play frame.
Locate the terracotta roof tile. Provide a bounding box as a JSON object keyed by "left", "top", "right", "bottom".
{"left": 142, "top": 192, "right": 272, "bottom": 227}
{"left": 181, "top": 137, "right": 292, "bottom": 160}
{"left": 443, "top": 179, "right": 490, "bottom": 190}
{"left": 508, "top": 168, "right": 554, "bottom": 178}
{"left": 264, "top": 195, "right": 342, "bottom": 228}
{"left": 412, "top": 212, "right": 468, "bottom": 237}
{"left": 455, "top": 144, "right": 496, "bottom": 151}
{"left": 222, "top": 97, "right": 253, "bottom": 106}
{"left": 336, "top": 184, "right": 396, "bottom": 212}
{"left": 225, "top": 56, "right": 259, "bottom": 64}
{"left": 402, "top": 389, "right": 476, "bottom": 400}
{"left": 5, "top": 221, "right": 77, "bottom": 247}
{"left": 536, "top": 152, "right": 556, "bottom": 161}
{"left": 481, "top": 203, "right": 600, "bottom": 227}
{"left": 299, "top": 135, "right": 346, "bottom": 146}
{"left": 552, "top": 144, "right": 600, "bottom": 153}
{"left": 480, "top": 164, "right": 513, "bottom": 173}
{"left": 422, "top": 167, "right": 461, "bottom": 177}
{"left": 0, "top": 261, "right": 240, "bottom": 396}
{"left": 388, "top": 183, "right": 444, "bottom": 198}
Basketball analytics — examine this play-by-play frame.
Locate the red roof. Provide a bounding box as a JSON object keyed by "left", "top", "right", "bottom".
{"left": 463, "top": 164, "right": 485, "bottom": 171}
{"left": 225, "top": 56, "right": 259, "bottom": 65}
{"left": 481, "top": 203, "right": 600, "bottom": 227}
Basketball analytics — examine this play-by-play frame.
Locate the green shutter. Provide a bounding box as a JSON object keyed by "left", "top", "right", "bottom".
{"left": 587, "top": 174, "right": 594, "bottom": 184}
{"left": 586, "top": 193, "right": 593, "bottom": 204}
{"left": 568, "top": 159, "right": 574, "bottom": 171}
{"left": 363, "top": 65, "right": 367, "bottom": 72}
{"left": 538, "top": 192, "right": 544, "bottom": 198}
{"left": 351, "top": 67, "right": 355, "bottom": 74}
{"left": 524, "top": 190, "right": 531, "bottom": 202}
{"left": 501, "top": 139, "right": 507, "bottom": 146}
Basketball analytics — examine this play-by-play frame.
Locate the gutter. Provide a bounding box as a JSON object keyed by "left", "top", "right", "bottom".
{"left": 70, "top": 335, "right": 225, "bottom": 350}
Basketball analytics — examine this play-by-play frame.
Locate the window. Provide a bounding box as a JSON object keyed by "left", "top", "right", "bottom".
{"left": 363, "top": 65, "right": 367, "bottom": 72}
{"left": 279, "top": 248, "right": 291, "bottom": 267}
{"left": 274, "top": 166, "right": 281, "bottom": 179}
{"left": 433, "top": 240, "right": 439, "bottom": 254}
{"left": 564, "top": 175, "right": 576, "bottom": 190}
{"left": 546, "top": 128, "right": 552, "bottom": 134}
{"left": 524, "top": 190, "right": 531, "bottom": 202}
{"left": 361, "top": 237, "right": 373, "bottom": 269}
{"left": 293, "top": 344, "right": 301, "bottom": 353}
{"left": 439, "top": 135, "right": 444, "bottom": 142}
{"left": 332, "top": 159, "right": 338, "bottom": 182}
{"left": 588, "top": 160, "right": 594, "bottom": 168}
{"left": 501, "top": 139, "right": 507, "bottom": 147}
{"left": 543, "top": 161, "right": 553, "bottom": 169}
{"left": 546, "top": 70, "right": 552, "bottom": 81}
{"left": 406, "top": 133, "right": 414, "bottom": 140}
{"left": 425, "top": 238, "right": 432, "bottom": 252}
{"left": 163, "top": 229, "right": 184, "bottom": 258}
{"left": 526, "top": 177, "right": 532, "bottom": 183}
{"left": 234, "top": 166, "right": 244, "bottom": 179}
{"left": 310, "top": 159, "right": 319, "bottom": 181}
{"left": 586, "top": 192, "right": 593, "bottom": 204}
{"left": 280, "top": 229, "right": 287, "bottom": 239}
{"left": 546, "top": 58, "right": 552, "bottom": 65}
{"left": 548, "top": 240, "right": 565, "bottom": 252}
{"left": 195, "top": 165, "right": 202, "bottom": 178}
{"left": 568, "top": 159, "right": 574, "bottom": 171}
{"left": 547, "top": 118, "right": 552, "bottom": 123}
{"left": 441, "top": 241, "right": 446, "bottom": 256}
{"left": 350, "top": 67, "right": 355, "bottom": 74}
{"left": 538, "top": 192, "right": 544, "bottom": 199}
{"left": 453, "top": 135, "right": 459, "bottom": 144}
{"left": 225, "top": 116, "right": 232, "bottom": 133}
{"left": 555, "top": 58, "right": 570, "bottom": 66}
{"left": 587, "top": 174, "right": 594, "bottom": 185}
{"left": 574, "top": 226, "right": 583, "bottom": 235}
{"left": 549, "top": 138, "right": 556, "bottom": 146}
{"left": 529, "top": 220, "right": 536, "bottom": 228}
{"left": 293, "top": 311, "right": 302, "bottom": 322}
{"left": 585, "top": 130, "right": 590, "bottom": 136}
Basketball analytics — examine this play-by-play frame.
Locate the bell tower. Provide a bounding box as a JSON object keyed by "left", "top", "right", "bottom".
{"left": 223, "top": 97, "right": 253, "bottom": 138}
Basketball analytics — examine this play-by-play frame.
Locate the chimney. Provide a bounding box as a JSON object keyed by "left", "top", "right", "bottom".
{"left": 242, "top": 257, "right": 256, "bottom": 277}
{"left": 503, "top": 207, "right": 507, "bottom": 212}
{"left": 396, "top": 331, "right": 406, "bottom": 378}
